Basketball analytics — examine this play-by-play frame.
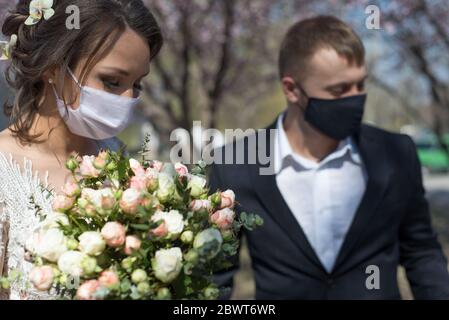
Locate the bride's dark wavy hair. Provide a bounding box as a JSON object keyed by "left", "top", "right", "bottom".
{"left": 2, "top": 0, "right": 163, "bottom": 144}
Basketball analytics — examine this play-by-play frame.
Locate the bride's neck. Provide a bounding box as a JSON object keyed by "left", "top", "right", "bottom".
{"left": 26, "top": 94, "right": 98, "bottom": 159}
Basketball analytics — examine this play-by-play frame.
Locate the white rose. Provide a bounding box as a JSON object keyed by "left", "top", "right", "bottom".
{"left": 81, "top": 188, "right": 97, "bottom": 204}
{"left": 78, "top": 231, "right": 106, "bottom": 256}
{"left": 39, "top": 212, "right": 70, "bottom": 230}
{"left": 25, "top": 231, "right": 40, "bottom": 254}
{"left": 187, "top": 175, "right": 207, "bottom": 198}
{"left": 82, "top": 188, "right": 114, "bottom": 209}
{"left": 120, "top": 188, "right": 142, "bottom": 215}
{"left": 151, "top": 210, "right": 185, "bottom": 238}
{"left": 156, "top": 173, "right": 175, "bottom": 202}
{"left": 152, "top": 247, "right": 183, "bottom": 284}
{"left": 35, "top": 228, "right": 68, "bottom": 262}
{"left": 121, "top": 188, "right": 141, "bottom": 203}
{"left": 145, "top": 167, "right": 159, "bottom": 179}
{"left": 57, "top": 251, "right": 87, "bottom": 277}
{"left": 193, "top": 228, "right": 223, "bottom": 259}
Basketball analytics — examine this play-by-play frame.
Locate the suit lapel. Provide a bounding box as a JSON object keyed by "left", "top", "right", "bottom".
{"left": 332, "top": 126, "right": 393, "bottom": 273}
{"left": 248, "top": 122, "right": 328, "bottom": 276}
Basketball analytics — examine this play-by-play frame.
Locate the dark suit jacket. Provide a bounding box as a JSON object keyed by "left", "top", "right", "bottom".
{"left": 208, "top": 119, "right": 449, "bottom": 300}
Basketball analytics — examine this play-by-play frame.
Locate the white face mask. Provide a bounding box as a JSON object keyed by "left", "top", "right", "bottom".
{"left": 51, "top": 68, "right": 140, "bottom": 140}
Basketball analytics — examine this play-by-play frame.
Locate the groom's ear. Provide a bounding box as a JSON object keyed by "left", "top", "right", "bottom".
{"left": 281, "top": 76, "right": 301, "bottom": 104}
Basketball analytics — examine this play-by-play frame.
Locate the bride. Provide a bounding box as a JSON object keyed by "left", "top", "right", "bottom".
{"left": 0, "top": 0, "right": 162, "bottom": 299}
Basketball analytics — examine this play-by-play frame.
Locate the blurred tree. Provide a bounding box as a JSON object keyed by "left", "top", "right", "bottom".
{"left": 1, "top": 0, "right": 448, "bottom": 154}
{"left": 142, "top": 0, "right": 312, "bottom": 146}
{"left": 342, "top": 0, "right": 449, "bottom": 154}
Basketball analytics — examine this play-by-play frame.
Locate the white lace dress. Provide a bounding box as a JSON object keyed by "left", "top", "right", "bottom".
{"left": 0, "top": 138, "right": 124, "bottom": 300}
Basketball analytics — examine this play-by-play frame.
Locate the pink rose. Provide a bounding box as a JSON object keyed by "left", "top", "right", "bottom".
{"left": 120, "top": 188, "right": 142, "bottom": 215}
{"left": 29, "top": 266, "right": 54, "bottom": 291}
{"left": 100, "top": 192, "right": 116, "bottom": 210}
{"left": 174, "top": 163, "right": 189, "bottom": 177}
{"left": 140, "top": 195, "right": 159, "bottom": 211}
{"left": 101, "top": 222, "right": 126, "bottom": 248}
{"left": 124, "top": 235, "right": 142, "bottom": 255}
{"left": 210, "top": 208, "right": 236, "bottom": 230}
{"left": 220, "top": 190, "right": 235, "bottom": 209}
{"left": 129, "top": 158, "right": 145, "bottom": 176}
{"left": 151, "top": 160, "right": 164, "bottom": 172}
{"left": 52, "top": 195, "right": 74, "bottom": 212}
{"left": 93, "top": 151, "right": 109, "bottom": 170}
{"left": 80, "top": 155, "right": 101, "bottom": 178}
{"left": 76, "top": 280, "right": 101, "bottom": 300}
{"left": 130, "top": 175, "right": 150, "bottom": 192}
{"left": 144, "top": 167, "right": 158, "bottom": 178}
{"left": 84, "top": 204, "right": 97, "bottom": 217}
{"left": 98, "top": 270, "right": 119, "bottom": 288}
{"left": 62, "top": 181, "right": 80, "bottom": 198}
{"left": 144, "top": 169, "right": 159, "bottom": 192}
{"left": 189, "top": 199, "right": 212, "bottom": 213}
{"left": 151, "top": 221, "right": 168, "bottom": 238}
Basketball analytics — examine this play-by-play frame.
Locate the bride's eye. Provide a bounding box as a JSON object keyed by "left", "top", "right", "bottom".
{"left": 102, "top": 79, "right": 120, "bottom": 90}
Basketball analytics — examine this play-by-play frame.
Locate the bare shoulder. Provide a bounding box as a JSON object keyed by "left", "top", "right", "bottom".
{"left": 0, "top": 129, "right": 22, "bottom": 156}
{"left": 0, "top": 128, "right": 14, "bottom": 149}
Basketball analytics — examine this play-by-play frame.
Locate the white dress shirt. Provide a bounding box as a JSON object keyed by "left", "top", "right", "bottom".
{"left": 274, "top": 113, "right": 368, "bottom": 273}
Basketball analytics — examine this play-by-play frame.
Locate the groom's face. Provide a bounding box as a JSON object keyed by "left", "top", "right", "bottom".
{"left": 282, "top": 47, "right": 368, "bottom": 106}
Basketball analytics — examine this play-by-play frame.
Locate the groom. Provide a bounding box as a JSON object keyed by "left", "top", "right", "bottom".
{"left": 208, "top": 15, "right": 449, "bottom": 299}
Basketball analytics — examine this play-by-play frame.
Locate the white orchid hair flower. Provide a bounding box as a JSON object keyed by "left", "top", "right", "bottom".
{"left": 25, "top": 0, "right": 55, "bottom": 26}
{"left": 0, "top": 34, "right": 18, "bottom": 60}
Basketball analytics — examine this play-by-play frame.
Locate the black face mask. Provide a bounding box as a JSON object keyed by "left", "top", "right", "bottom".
{"left": 299, "top": 87, "right": 367, "bottom": 140}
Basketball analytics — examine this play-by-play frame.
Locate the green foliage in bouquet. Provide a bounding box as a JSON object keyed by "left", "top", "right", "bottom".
{"left": 12, "top": 145, "right": 263, "bottom": 300}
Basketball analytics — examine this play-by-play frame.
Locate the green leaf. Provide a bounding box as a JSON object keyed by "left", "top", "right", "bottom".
{"left": 120, "top": 278, "right": 131, "bottom": 293}
{"left": 0, "top": 277, "right": 10, "bottom": 289}
{"left": 130, "top": 286, "right": 142, "bottom": 300}
{"left": 130, "top": 224, "right": 150, "bottom": 231}
{"left": 117, "top": 157, "right": 130, "bottom": 182}
{"left": 172, "top": 271, "right": 187, "bottom": 298}
{"left": 222, "top": 242, "right": 239, "bottom": 256}
{"left": 240, "top": 212, "right": 264, "bottom": 231}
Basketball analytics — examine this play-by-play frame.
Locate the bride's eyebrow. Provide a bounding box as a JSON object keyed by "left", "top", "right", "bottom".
{"left": 100, "top": 66, "right": 150, "bottom": 79}
{"left": 99, "top": 66, "right": 130, "bottom": 76}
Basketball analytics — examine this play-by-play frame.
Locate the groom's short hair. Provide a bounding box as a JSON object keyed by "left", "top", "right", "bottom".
{"left": 279, "top": 15, "right": 365, "bottom": 81}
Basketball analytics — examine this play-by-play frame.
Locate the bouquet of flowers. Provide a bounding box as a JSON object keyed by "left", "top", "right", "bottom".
{"left": 20, "top": 149, "right": 263, "bottom": 300}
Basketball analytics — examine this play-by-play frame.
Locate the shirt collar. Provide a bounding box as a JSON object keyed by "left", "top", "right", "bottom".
{"left": 274, "top": 112, "right": 362, "bottom": 174}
